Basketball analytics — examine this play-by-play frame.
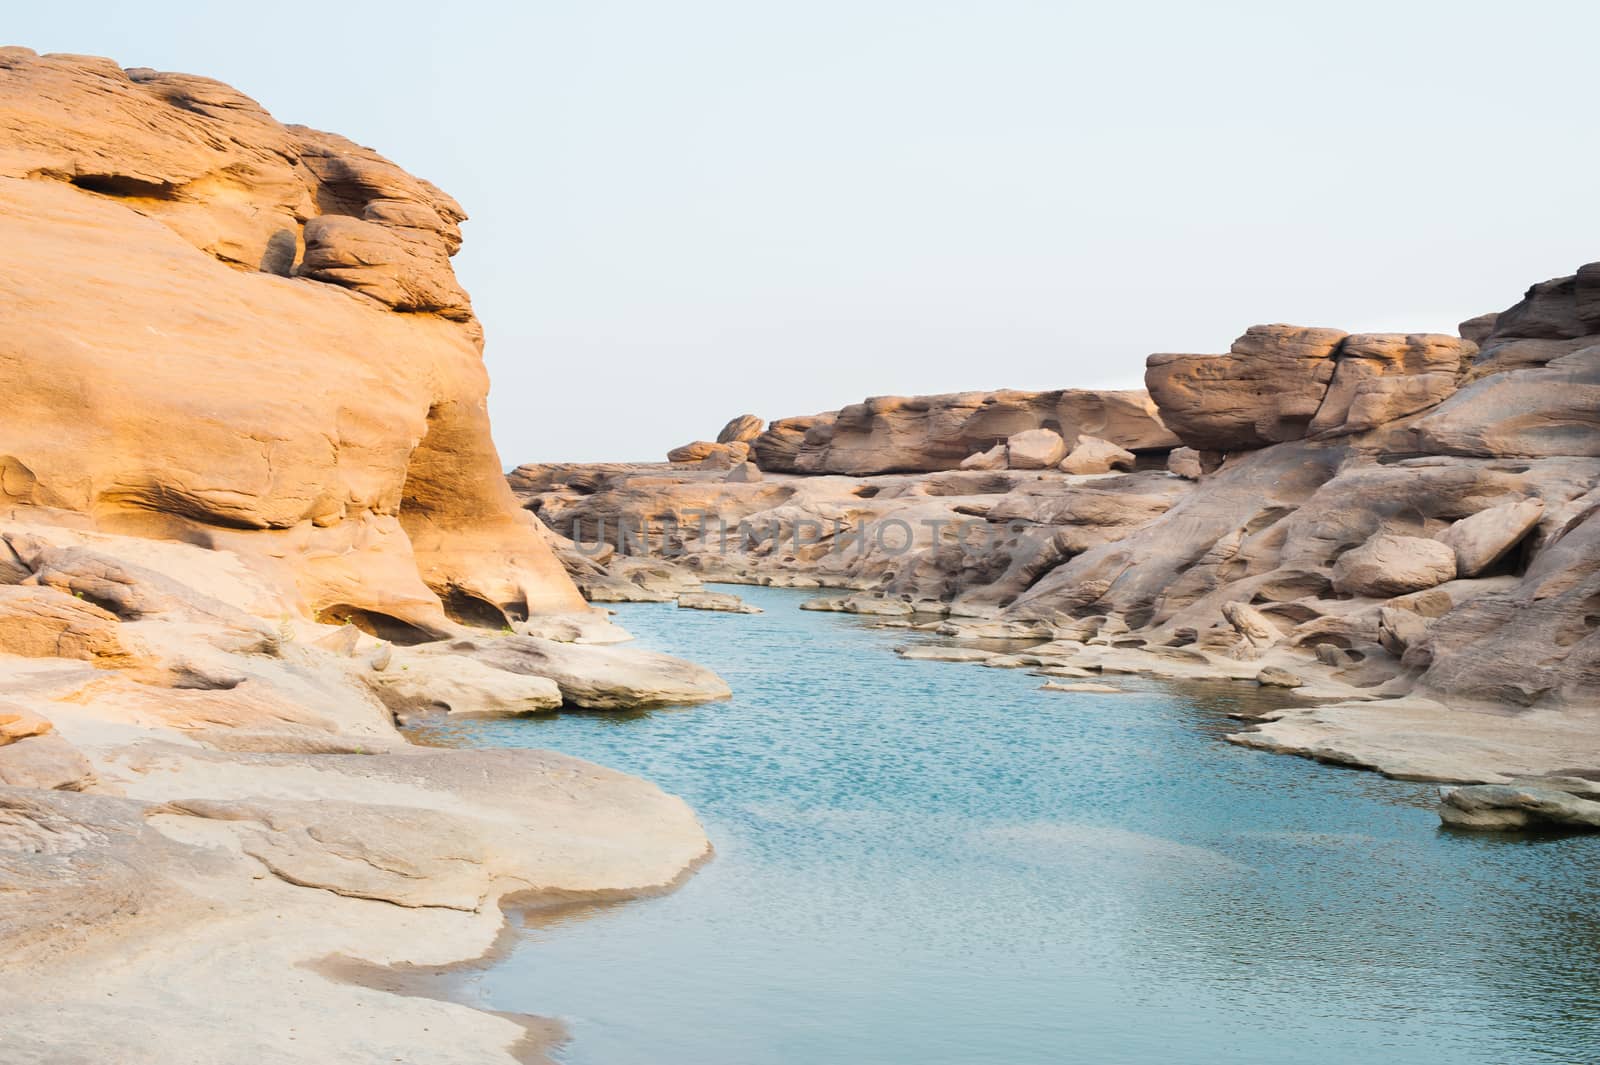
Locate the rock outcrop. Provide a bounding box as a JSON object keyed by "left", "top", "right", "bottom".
{"left": 1145, "top": 325, "right": 1348, "bottom": 451}
{"left": 0, "top": 48, "right": 584, "bottom": 634}
{"left": 749, "top": 389, "right": 1176, "bottom": 474}
{"left": 0, "top": 51, "right": 726, "bottom": 1065}
{"left": 519, "top": 259, "right": 1600, "bottom": 792}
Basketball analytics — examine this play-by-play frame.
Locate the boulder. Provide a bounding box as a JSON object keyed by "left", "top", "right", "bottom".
{"left": 696, "top": 442, "right": 751, "bottom": 470}
{"left": 1439, "top": 783, "right": 1600, "bottom": 831}
{"left": 1377, "top": 606, "right": 1429, "bottom": 656}
{"left": 1414, "top": 345, "right": 1600, "bottom": 457}
{"left": 1145, "top": 324, "right": 1348, "bottom": 451}
{"left": 368, "top": 651, "right": 564, "bottom": 717}
{"left": 1223, "top": 601, "right": 1282, "bottom": 652}
{"left": 1435, "top": 499, "right": 1544, "bottom": 577}
{"left": 1458, "top": 313, "right": 1499, "bottom": 345}
{"left": 667, "top": 440, "right": 722, "bottom": 463}
{"left": 960, "top": 444, "right": 1008, "bottom": 470}
{"left": 716, "top": 414, "right": 765, "bottom": 444}
{"left": 0, "top": 704, "right": 54, "bottom": 746}
{"left": 1059, "top": 435, "right": 1136, "bottom": 475}
{"left": 513, "top": 612, "right": 633, "bottom": 644}
{"left": 1331, "top": 534, "right": 1457, "bottom": 598}
{"left": 750, "top": 414, "right": 835, "bottom": 471}
{"left": 1167, "top": 447, "right": 1205, "bottom": 479}
{"left": 1487, "top": 263, "right": 1600, "bottom": 341}
{"left": 1255, "top": 667, "right": 1304, "bottom": 688}
{"left": 1006, "top": 428, "right": 1068, "bottom": 470}
{"left": 726, "top": 461, "right": 764, "bottom": 483}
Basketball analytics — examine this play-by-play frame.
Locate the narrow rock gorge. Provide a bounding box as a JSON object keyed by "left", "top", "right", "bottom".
{"left": 516, "top": 264, "right": 1600, "bottom": 808}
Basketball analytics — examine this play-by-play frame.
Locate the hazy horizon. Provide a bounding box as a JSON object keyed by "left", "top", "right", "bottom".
{"left": 10, "top": 2, "right": 1599, "bottom": 463}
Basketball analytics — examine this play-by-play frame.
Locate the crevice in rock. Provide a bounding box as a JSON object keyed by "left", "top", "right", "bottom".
{"left": 314, "top": 605, "right": 435, "bottom": 646}
{"left": 69, "top": 173, "right": 178, "bottom": 199}
{"left": 441, "top": 590, "right": 510, "bottom": 630}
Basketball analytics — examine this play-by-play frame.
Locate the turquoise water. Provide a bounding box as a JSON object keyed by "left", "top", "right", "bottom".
{"left": 411, "top": 585, "right": 1600, "bottom": 1065}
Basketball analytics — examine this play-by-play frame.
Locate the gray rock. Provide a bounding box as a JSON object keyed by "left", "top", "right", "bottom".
{"left": 677, "top": 591, "right": 761, "bottom": 614}
{"left": 1439, "top": 783, "right": 1600, "bottom": 831}
{"left": 1331, "top": 534, "right": 1457, "bottom": 598}
{"left": 1255, "top": 666, "right": 1304, "bottom": 688}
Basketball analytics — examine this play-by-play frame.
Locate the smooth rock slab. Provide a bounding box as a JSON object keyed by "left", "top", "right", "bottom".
{"left": 369, "top": 652, "right": 564, "bottom": 717}
{"left": 435, "top": 635, "right": 732, "bottom": 710}
{"left": 677, "top": 591, "right": 762, "bottom": 614}
{"left": 1435, "top": 499, "right": 1543, "bottom": 577}
{"left": 0, "top": 733, "right": 95, "bottom": 790}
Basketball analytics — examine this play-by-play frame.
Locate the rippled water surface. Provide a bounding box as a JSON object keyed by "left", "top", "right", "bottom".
{"left": 410, "top": 585, "right": 1600, "bottom": 1065}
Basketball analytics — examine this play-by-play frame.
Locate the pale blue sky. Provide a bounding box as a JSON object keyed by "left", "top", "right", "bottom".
{"left": 10, "top": 2, "right": 1598, "bottom": 462}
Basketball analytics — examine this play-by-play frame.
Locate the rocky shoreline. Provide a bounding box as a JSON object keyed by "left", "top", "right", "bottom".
{"left": 3, "top": 41, "right": 1600, "bottom": 1065}
{"left": 512, "top": 266, "right": 1600, "bottom": 825}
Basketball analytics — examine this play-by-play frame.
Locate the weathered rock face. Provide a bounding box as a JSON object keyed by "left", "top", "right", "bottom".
{"left": 717, "top": 414, "right": 766, "bottom": 444}
{"left": 1413, "top": 345, "right": 1600, "bottom": 458}
{"left": 1147, "top": 327, "right": 1478, "bottom": 452}
{"left": 750, "top": 413, "right": 836, "bottom": 470}
{"left": 1307, "top": 333, "right": 1477, "bottom": 437}
{"left": 750, "top": 389, "right": 1176, "bottom": 474}
{"left": 0, "top": 49, "right": 584, "bottom": 632}
{"left": 1145, "top": 325, "right": 1348, "bottom": 451}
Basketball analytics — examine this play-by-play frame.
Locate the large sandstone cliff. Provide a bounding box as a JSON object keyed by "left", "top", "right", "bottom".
{"left": 0, "top": 47, "right": 583, "bottom": 633}
{"left": 0, "top": 51, "right": 730, "bottom": 1064}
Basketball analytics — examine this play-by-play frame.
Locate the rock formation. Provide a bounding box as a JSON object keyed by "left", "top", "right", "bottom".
{"left": 748, "top": 389, "right": 1176, "bottom": 475}
{"left": 0, "top": 47, "right": 583, "bottom": 633}
{"left": 0, "top": 50, "right": 728, "bottom": 1062}
{"left": 516, "top": 259, "right": 1600, "bottom": 801}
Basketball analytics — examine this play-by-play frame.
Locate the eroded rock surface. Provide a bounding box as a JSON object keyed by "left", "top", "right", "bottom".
{"left": 0, "top": 48, "right": 583, "bottom": 635}
{"left": 749, "top": 389, "right": 1175, "bottom": 474}
{"left": 0, "top": 51, "right": 722, "bottom": 1065}
{"left": 521, "top": 259, "right": 1600, "bottom": 792}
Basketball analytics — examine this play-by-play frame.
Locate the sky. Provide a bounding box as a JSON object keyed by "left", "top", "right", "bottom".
{"left": 10, "top": 2, "right": 1600, "bottom": 462}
